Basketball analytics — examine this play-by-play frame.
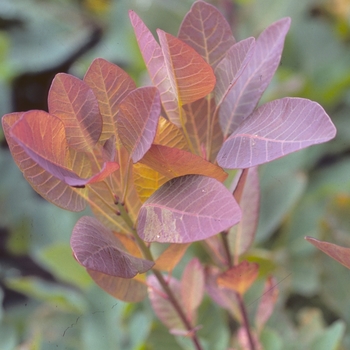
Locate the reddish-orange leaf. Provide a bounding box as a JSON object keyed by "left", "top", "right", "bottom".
{"left": 217, "top": 260, "right": 259, "bottom": 295}
{"left": 88, "top": 269, "right": 147, "bottom": 302}
{"left": 154, "top": 243, "right": 190, "bottom": 272}
{"left": 305, "top": 236, "right": 350, "bottom": 270}
{"left": 2, "top": 112, "right": 87, "bottom": 211}
{"left": 139, "top": 144, "right": 227, "bottom": 182}
{"left": 157, "top": 30, "right": 216, "bottom": 106}
{"left": 84, "top": 58, "right": 136, "bottom": 142}
{"left": 48, "top": 73, "right": 102, "bottom": 152}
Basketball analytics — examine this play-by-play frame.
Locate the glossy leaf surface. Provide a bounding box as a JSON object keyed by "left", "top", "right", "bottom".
{"left": 48, "top": 73, "right": 102, "bottom": 151}
{"left": 140, "top": 144, "right": 228, "bottom": 182}
{"left": 71, "top": 216, "right": 154, "bottom": 278}
{"left": 117, "top": 86, "right": 160, "bottom": 162}
{"left": 178, "top": 0, "right": 236, "bottom": 68}
{"left": 217, "top": 98, "right": 337, "bottom": 169}
{"left": 137, "top": 175, "right": 241, "bottom": 243}
{"left": 218, "top": 18, "right": 291, "bottom": 137}
{"left": 84, "top": 58, "right": 136, "bottom": 141}
{"left": 305, "top": 237, "right": 350, "bottom": 270}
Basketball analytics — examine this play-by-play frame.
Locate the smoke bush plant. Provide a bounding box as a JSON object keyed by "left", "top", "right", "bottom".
{"left": 2, "top": 1, "right": 336, "bottom": 349}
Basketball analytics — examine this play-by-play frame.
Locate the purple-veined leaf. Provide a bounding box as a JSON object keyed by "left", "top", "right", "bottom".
{"left": 2, "top": 112, "right": 87, "bottom": 211}
{"left": 84, "top": 58, "right": 136, "bottom": 142}
{"left": 117, "top": 86, "right": 161, "bottom": 163}
{"left": 137, "top": 175, "right": 241, "bottom": 243}
{"left": 217, "top": 97, "right": 337, "bottom": 169}
{"left": 88, "top": 269, "right": 147, "bottom": 302}
{"left": 228, "top": 167, "right": 260, "bottom": 257}
{"left": 215, "top": 37, "right": 255, "bottom": 108}
{"left": 219, "top": 18, "right": 291, "bottom": 138}
{"left": 48, "top": 73, "right": 102, "bottom": 152}
{"left": 9, "top": 111, "right": 119, "bottom": 188}
{"left": 139, "top": 144, "right": 228, "bottom": 182}
{"left": 129, "top": 11, "right": 180, "bottom": 126}
{"left": 181, "top": 258, "right": 204, "bottom": 323}
{"left": 255, "top": 276, "right": 279, "bottom": 334}
{"left": 305, "top": 237, "right": 350, "bottom": 270}
{"left": 148, "top": 274, "right": 186, "bottom": 331}
{"left": 178, "top": 0, "right": 236, "bottom": 69}
{"left": 71, "top": 216, "right": 154, "bottom": 278}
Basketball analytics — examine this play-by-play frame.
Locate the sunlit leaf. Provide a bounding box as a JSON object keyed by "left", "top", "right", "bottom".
{"left": 133, "top": 163, "right": 167, "bottom": 203}
{"left": 157, "top": 30, "right": 216, "bottom": 106}
{"left": 217, "top": 98, "right": 336, "bottom": 169}
{"left": 228, "top": 167, "right": 260, "bottom": 257}
{"left": 84, "top": 58, "right": 136, "bottom": 141}
{"left": 218, "top": 18, "right": 291, "bottom": 138}
{"left": 154, "top": 243, "right": 190, "bottom": 272}
{"left": 148, "top": 274, "right": 186, "bottom": 331}
{"left": 154, "top": 116, "right": 189, "bottom": 150}
{"left": 71, "top": 216, "right": 154, "bottom": 278}
{"left": 48, "top": 73, "right": 102, "bottom": 152}
{"left": 181, "top": 258, "right": 204, "bottom": 323}
{"left": 178, "top": 0, "right": 236, "bottom": 69}
{"left": 137, "top": 175, "right": 241, "bottom": 243}
{"left": 2, "top": 112, "right": 86, "bottom": 211}
{"left": 217, "top": 260, "right": 259, "bottom": 295}
{"left": 255, "top": 276, "right": 279, "bottom": 335}
{"left": 88, "top": 269, "right": 147, "bottom": 302}
{"left": 140, "top": 144, "right": 228, "bottom": 182}
{"left": 117, "top": 86, "right": 161, "bottom": 162}
{"left": 305, "top": 237, "right": 350, "bottom": 270}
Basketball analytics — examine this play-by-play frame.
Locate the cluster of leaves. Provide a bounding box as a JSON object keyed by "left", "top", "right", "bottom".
{"left": 1, "top": 1, "right": 339, "bottom": 349}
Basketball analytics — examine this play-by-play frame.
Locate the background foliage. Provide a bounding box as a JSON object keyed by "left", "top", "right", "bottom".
{"left": 0, "top": 0, "right": 350, "bottom": 349}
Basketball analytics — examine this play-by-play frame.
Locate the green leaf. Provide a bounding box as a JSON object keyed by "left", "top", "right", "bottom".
{"left": 310, "top": 321, "right": 346, "bottom": 350}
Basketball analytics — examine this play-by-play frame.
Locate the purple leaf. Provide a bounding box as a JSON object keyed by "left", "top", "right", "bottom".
{"left": 148, "top": 274, "right": 186, "bottom": 331}
{"left": 181, "top": 258, "right": 204, "bottom": 323}
{"left": 117, "top": 86, "right": 161, "bottom": 163}
{"left": 217, "top": 98, "right": 336, "bottom": 169}
{"left": 137, "top": 175, "right": 241, "bottom": 243}
{"left": 178, "top": 0, "right": 236, "bottom": 68}
{"left": 219, "top": 18, "right": 291, "bottom": 137}
{"left": 215, "top": 37, "right": 255, "bottom": 108}
{"left": 228, "top": 167, "right": 260, "bottom": 257}
{"left": 48, "top": 73, "right": 102, "bottom": 151}
{"left": 71, "top": 216, "right": 154, "bottom": 278}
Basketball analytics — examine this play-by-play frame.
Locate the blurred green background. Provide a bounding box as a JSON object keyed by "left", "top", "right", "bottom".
{"left": 1, "top": 0, "right": 350, "bottom": 349}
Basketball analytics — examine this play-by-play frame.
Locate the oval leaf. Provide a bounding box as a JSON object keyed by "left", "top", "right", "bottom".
{"left": 217, "top": 98, "right": 337, "bottom": 169}
{"left": 117, "top": 86, "right": 161, "bottom": 162}
{"left": 305, "top": 236, "right": 350, "bottom": 270}
{"left": 48, "top": 73, "right": 102, "bottom": 151}
{"left": 2, "top": 112, "right": 87, "bottom": 211}
{"left": 178, "top": 0, "right": 236, "bottom": 68}
{"left": 71, "top": 216, "right": 154, "bottom": 278}
{"left": 137, "top": 175, "right": 241, "bottom": 243}
{"left": 218, "top": 18, "right": 291, "bottom": 137}
{"left": 88, "top": 269, "right": 147, "bottom": 302}
{"left": 139, "top": 144, "right": 228, "bottom": 182}
{"left": 84, "top": 58, "right": 136, "bottom": 141}
{"left": 154, "top": 243, "right": 190, "bottom": 272}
